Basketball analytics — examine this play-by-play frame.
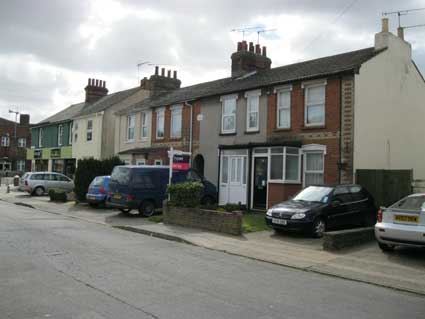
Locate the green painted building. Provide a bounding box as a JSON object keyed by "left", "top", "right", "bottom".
{"left": 27, "top": 102, "right": 86, "bottom": 176}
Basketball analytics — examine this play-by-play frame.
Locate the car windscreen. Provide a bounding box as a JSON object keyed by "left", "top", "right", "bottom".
{"left": 391, "top": 195, "right": 425, "bottom": 211}
{"left": 110, "top": 167, "right": 130, "bottom": 185}
{"left": 293, "top": 186, "right": 333, "bottom": 203}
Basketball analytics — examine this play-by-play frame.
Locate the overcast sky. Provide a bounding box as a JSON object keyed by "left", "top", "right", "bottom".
{"left": 1, "top": 0, "right": 424, "bottom": 123}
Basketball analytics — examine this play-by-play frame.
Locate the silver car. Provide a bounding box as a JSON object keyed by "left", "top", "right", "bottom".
{"left": 19, "top": 172, "right": 74, "bottom": 196}
{"left": 375, "top": 193, "right": 425, "bottom": 251}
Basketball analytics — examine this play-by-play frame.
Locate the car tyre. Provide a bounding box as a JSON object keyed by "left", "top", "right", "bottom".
{"left": 311, "top": 217, "right": 326, "bottom": 238}
{"left": 378, "top": 242, "right": 395, "bottom": 252}
{"left": 33, "top": 186, "right": 44, "bottom": 196}
{"left": 139, "top": 200, "right": 155, "bottom": 217}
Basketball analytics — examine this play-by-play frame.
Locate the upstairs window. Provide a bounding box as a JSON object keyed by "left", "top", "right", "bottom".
{"left": 86, "top": 120, "right": 93, "bottom": 141}
{"left": 127, "top": 114, "right": 135, "bottom": 141}
{"left": 276, "top": 86, "right": 292, "bottom": 129}
{"left": 141, "top": 112, "right": 148, "bottom": 139}
{"left": 245, "top": 90, "right": 260, "bottom": 132}
{"left": 38, "top": 128, "right": 43, "bottom": 147}
{"left": 58, "top": 124, "right": 63, "bottom": 146}
{"left": 18, "top": 137, "right": 26, "bottom": 148}
{"left": 1, "top": 136, "right": 10, "bottom": 147}
{"left": 156, "top": 108, "right": 165, "bottom": 139}
{"left": 171, "top": 106, "right": 182, "bottom": 138}
{"left": 304, "top": 82, "right": 326, "bottom": 126}
{"left": 221, "top": 94, "right": 237, "bottom": 134}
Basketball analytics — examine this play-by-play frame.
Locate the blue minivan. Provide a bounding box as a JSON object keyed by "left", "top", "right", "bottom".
{"left": 107, "top": 165, "right": 217, "bottom": 216}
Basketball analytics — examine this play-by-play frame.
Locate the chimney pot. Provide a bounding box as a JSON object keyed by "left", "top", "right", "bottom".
{"left": 167, "top": 70, "right": 171, "bottom": 78}
{"left": 255, "top": 44, "right": 261, "bottom": 54}
{"left": 96, "top": 79, "right": 99, "bottom": 87}
{"left": 88, "top": 78, "right": 91, "bottom": 85}
{"left": 173, "top": 70, "right": 177, "bottom": 79}
{"left": 397, "top": 26, "right": 404, "bottom": 40}
{"left": 262, "top": 46, "right": 267, "bottom": 57}
{"left": 237, "top": 42, "right": 242, "bottom": 51}
{"left": 155, "top": 66, "right": 159, "bottom": 75}
{"left": 161, "top": 68, "right": 165, "bottom": 76}
{"left": 103, "top": 81, "right": 106, "bottom": 88}
{"left": 242, "top": 40, "right": 247, "bottom": 51}
{"left": 382, "top": 17, "right": 389, "bottom": 32}
{"left": 249, "top": 42, "right": 254, "bottom": 52}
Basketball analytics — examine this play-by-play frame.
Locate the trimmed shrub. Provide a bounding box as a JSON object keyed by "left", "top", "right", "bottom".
{"left": 74, "top": 156, "right": 124, "bottom": 202}
{"left": 221, "top": 203, "right": 241, "bottom": 212}
{"left": 167, "top": 181, "right": 203, "bottom": 208}
{"left": 48, "top": 188, "right": 67, "bottom": 202}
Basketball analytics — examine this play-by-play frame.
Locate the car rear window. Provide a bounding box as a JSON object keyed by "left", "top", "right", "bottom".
{"left": 111, "top": 167, "right": 130, "bottom": 185}
{"left": 92, "top": 177, "right": 104, "bottom": 186}
{"left": 391, "top": 196, "right": 425, "bottom": 211}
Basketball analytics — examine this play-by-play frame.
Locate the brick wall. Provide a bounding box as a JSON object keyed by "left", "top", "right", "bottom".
{"left": 0, "top": 117, "right": 31, "bottom": 170}
{"left": 340, "top": 77, "right": 355, "bottom": 183}
{"left": 268, "top": 183, "right": 302, "bottom": 208}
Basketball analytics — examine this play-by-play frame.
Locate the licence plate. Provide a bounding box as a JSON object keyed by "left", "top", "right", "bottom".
{"left": 88, "top": 195, "right": 96, "bottom": 200}
{"left": 272, "top": 218, "right": 287, "bottom": 225}
{"left": 394, "top": 215, "right": 418, "bottom": 223}
{"left": 113, "top": 194, "right": 123, "bottom": 200}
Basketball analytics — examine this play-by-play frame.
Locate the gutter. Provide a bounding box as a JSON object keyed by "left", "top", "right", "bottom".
{"left": 185, "top": 101, "right": 194, "bottom": 159}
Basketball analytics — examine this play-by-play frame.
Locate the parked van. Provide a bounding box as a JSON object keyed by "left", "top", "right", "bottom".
{"left": 107, "top": 165, "right": 217, "bottom": 216}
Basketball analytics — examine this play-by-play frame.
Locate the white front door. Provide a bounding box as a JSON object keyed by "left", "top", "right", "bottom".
{"left": 219, "top": 155, "right": 247, "bottom": 205}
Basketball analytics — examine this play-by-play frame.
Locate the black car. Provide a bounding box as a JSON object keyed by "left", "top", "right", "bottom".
{"left": 265, "top": 185, "right": 377, "bottom": 237}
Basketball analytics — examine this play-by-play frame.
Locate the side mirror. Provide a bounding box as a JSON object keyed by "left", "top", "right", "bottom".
{"left": 331, "top": 200, "right": 341, "bottom": 207}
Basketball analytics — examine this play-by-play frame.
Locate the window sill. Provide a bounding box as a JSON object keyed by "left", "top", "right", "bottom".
{"left": 245, "top": 130, "right": 259, "bottom": 134}
{"left": 268, "top": 180, "right": 302, "bottom": 185}
{"left": 273, "top": 128, "right": 291, "bottom": 132}
{"left": 125, "top": 140, "right": 135, "bottom": 144}
{"left": 219, "top": 132, "right": 237, "bottom": 136}
{"left": 170, "top": 136, "right": 182, "bottom": 141}
{"left": 302, "top": 125, "right": 326, "bottom": 130}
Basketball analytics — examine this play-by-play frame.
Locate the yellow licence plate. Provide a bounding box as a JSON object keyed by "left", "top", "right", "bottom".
{"left": 394, "top": 215, "right": 418, "bottom": 223}
{"left": 113, "top": 194, "right": 122, "bottom": 200}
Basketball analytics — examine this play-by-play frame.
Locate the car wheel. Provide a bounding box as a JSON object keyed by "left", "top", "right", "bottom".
{"left": 33, "top": 186, "right": 44, "bottom": 196}
{"left": 139, "top": 200, "right": 155, "bottom": 217}
{"left": 311, "top": 217, "right": 326, "bottom": 238}
{"left": 119, "top": 208, "right": 131, "bottom": 214}
{"left": 202, "top": 196, "right": 215, "bottom": 206}
{"left": 378, "top": 242, "right": 395, "bottom": 252}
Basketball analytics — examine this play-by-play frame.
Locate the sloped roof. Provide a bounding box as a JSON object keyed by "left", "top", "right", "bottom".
{"left": 121, "top": 47, "right": 383, "bottom": 114}
{"left": 38, "top": 102, "right": 86, "bottom": 125}
{"left": 0, "top": 117, "right": 16, "bottom": 126}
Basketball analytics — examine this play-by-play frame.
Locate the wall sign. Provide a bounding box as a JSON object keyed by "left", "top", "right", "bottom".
{"left": 34, "top": 149, "right": 42, "bottom": 159}
{"left": 50, "top": 148, "right": 61, "bottom": 158}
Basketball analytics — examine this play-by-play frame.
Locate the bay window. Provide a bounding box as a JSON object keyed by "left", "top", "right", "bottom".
{"left": 171, "top": 106, "right": 182, "bottom": 138}
{"left": 221, "top": 94, "right": 237, "bottom": 134}
{"left": 304, "top": 81, "right": 326, "bottom": 126}
{"left": 156, "top": 108, "right": 165, "bottom": 139}
{"left": 1, "top": 135, "right": 10, "bottom": 147}
{"left": 127, "top": 114, "right": 135, "bottom": 141}
{"left": 267, "top": 147, "right": 301, "bottom": 183}
{"left": 245, "top": 90, "right": 260, "bottom": 132}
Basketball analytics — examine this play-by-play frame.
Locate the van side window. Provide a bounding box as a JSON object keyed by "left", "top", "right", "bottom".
{"left": 31, "top": 174, "right": 45, "bottom": 180}
{"left": 133, "top": 173, "right": 155, "bottom": 189}
{"left": 332, "top": 186, "right": 352, "bottom": 203}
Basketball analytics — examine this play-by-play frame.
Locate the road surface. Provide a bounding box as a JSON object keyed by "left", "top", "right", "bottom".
{"left": 0, "top": 200, "right": 423, "bottom": 318}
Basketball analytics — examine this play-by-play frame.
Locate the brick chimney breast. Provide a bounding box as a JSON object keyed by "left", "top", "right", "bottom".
{"left": 85, "top": 78, "right": 108, "bottom": 103}
{"left": 19, "top": 114, "right": 30, "bottom": 126}
{"left": 231, "top": 42, "right": 272, "bottom": 78}
{"left": 141, "top": 66, "right": 181, "bottom": 96}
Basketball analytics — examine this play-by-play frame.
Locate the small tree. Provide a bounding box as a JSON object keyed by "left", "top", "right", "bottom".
{"left": 167, "top": 181, "right": 203, "bottom": 207}
{"left": 74, "top": 156, "right": 124, "bottom": 201}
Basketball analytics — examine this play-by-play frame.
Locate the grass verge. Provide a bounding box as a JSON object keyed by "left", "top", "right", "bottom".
{"left": 242, "top": 213, "right": 270, "bottom": 233}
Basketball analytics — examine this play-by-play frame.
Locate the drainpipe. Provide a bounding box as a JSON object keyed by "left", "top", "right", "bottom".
{"left": 185, "top": 101, "right": 194, "bottom": 159}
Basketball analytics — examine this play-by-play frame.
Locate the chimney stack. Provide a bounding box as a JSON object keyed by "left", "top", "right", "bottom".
{"left": 140, "top": 66, "right": 181, "bottom": 95}
{"left": 85, "top": 78, "right": 108, "bottom": 103}
{"left": 19, "top": 114, "right": 30, "bottom": 126}
{"left": 231, "top": 42, "right": 272, "bottom": 78}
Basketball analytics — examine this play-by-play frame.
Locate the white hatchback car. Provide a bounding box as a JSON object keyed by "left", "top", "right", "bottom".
{"left": 375, "top": 194, "right": 425, "bottom": 251}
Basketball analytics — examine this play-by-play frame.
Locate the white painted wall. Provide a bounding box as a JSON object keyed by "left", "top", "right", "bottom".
{"left": 72, "top": 113, "right": 103, "bottom": 160}
{"left": 354, "top": 31, "right": 425, "bottom": 179}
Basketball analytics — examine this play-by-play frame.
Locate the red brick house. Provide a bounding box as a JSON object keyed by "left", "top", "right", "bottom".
{"left": 0, "top": 114, "right": 31, "bottom": 174}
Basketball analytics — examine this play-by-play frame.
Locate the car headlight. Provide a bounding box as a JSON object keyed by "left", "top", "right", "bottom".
{"left": 266, "top": 209, "right": 273, "bottom": 217}
{"left": 291, "top": 213, "right": 306, "bottom": 220}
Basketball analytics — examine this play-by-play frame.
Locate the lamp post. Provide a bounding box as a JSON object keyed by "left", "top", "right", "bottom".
{"left": 8, "top": 109, "right": 19, "bottom": 138}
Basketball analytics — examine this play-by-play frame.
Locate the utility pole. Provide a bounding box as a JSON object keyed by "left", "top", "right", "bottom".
{"left": 8, "top": 109, "right": 19, "bottom": 139}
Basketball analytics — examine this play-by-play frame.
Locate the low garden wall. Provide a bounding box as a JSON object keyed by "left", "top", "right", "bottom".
{"left": 163, "top": 201, "right": 242, "bottom": 235}
{"left": 323, "top": 227, "right": 375, "bottom": 251}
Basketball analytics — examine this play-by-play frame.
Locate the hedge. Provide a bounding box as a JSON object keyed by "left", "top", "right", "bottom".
{"left": 74, "top": 156, "right": 124, "bottom": 201}
{"left": 167, "top": 181, "right": 203, "bottom": 208}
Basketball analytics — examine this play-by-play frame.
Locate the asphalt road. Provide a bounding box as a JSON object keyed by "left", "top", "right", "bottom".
{"left": 0, "top": 200, "right": 424, "bottom": 319}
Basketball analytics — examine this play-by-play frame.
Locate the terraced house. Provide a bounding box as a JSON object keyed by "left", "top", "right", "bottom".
{"left": 116, "top": 18, "right": 425, "bottom": 209}
{"left": 28, "top": 79, "right": 151, "bottom": 176}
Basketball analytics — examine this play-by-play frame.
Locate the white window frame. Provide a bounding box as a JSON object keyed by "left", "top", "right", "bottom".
{"left": 86, "top": 120, "right": 93, "bottom": 142}
{"left": 267, "top": 147, "right": 302, "bottom": 184}
{"left": 38, "top": 128, "right": 43, "bottom": 147}
{"left": 58, "top": 124, "right": 63, "bottom": 146}
{"left": 245, "top": 90, "right": 260, "bottom": 132}
{"left": 302, "top": 144, "right": 327, "bottom": 187}
{"left": 170, "top": 105, "right": 183, "bottom": 138}
{"left": 16, "top": 160, "right": 25, "bottom": 172}
{"left": 140, "top": 112, "right": 148, "bottom": 140}
{"left": 69, "top": 123, "right": 73, "bottom": 145}
{"left": 154, "top": 159, "right": 163, "bottom": 166}
{"left": 136, "top": 159, "right": 146, "bottom": 165}
{"left": 127, "top": 114, "right": 136, "bottom": 141}
{"left": 302, "top": 80, "right": 327, "bottom": 127}
{"left": 1, "top": 135, "right": 10, "bottom": 147}
{"left": 17, "top": 137, "right": 26, "bottom": 148}
{"left": 156, "top": 108, "right": 165, "bottom": 139}
{"left": 275, "top": 85, "right": 292, "bottom": 129}
{"left": 220, "top": 94, "right": 238, "bottom": 134}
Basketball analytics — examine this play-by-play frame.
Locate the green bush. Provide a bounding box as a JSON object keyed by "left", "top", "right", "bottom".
{"left": 74, "top": 156, "right": 124, "bottom": 202}
{"left": 48, "top": 188, "right": 67, "bottom": 202}
{"left": 221, "top": 203, "right": 241, "bottom": 212}
{"left": 167, "top": 181, "right": 203, "bottom": 207}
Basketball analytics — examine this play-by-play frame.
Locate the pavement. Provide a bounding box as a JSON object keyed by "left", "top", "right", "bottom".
{"left": 1, "top": 186, "right": 425, "bottom": 297}
{"left": 1, "top": 200, "right": 424, "bottom": 319}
